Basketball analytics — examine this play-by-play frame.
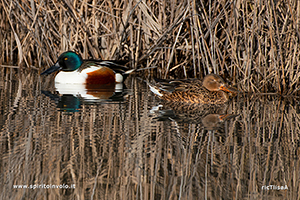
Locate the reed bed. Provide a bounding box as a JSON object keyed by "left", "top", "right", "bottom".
{"left": 1, "top": 0, "right": 300, "bottom": 94}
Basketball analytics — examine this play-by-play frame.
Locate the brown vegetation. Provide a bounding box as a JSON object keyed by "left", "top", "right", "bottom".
{"left": 1, "top": 0, "right": 300, "bottom": 94}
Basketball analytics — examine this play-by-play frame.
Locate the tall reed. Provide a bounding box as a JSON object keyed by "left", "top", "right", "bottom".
{"left": 1, "top": 0, "right": 300, "bottom": 94}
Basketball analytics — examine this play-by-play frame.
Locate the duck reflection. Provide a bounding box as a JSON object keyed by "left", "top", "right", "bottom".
{"left": 151, "top": 102, "right": 238, "bottom": 131}
{"left": 42, "top": 82, "right": 130, "bottom": 112}
{"left": 201, "top": 113, "right": 238, "bottom": 131}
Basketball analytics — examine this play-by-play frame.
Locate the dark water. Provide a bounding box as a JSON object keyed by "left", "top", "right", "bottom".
{"left": 0, "top": 68, "right": 298, "bottom": 199}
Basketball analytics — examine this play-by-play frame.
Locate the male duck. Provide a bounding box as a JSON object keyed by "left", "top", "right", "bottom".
{"left": 41, "top": 51, "right": 134, "bottom": 85}
{"left": 149, "top": 74, "right": 238, "bottom": 104}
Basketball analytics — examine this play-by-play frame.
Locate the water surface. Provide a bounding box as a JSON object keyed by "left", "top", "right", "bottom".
{"left": 0, "top": 68, "right": 298, "bottom": 199}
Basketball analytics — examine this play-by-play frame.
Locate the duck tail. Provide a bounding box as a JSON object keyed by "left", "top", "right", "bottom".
{"left": 148, "top": 84, "right": 163, "bottom": 97}
{"left": 124, "top": 69, "right": 135, "bottom": 74}
{"left": 136, "top": 77, "right": 164, "bottom": 97}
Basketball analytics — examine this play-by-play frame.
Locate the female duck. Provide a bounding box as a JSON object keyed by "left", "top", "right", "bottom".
{"left": 41, "top": 51, "right": 134, "bottom": 85}
{"left": 149, "top": 74, "right": 238, "bottom": 104}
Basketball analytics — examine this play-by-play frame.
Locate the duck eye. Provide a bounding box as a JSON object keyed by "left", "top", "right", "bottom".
{"left": 64, "top": 57, "right": 68, "bottom": 61}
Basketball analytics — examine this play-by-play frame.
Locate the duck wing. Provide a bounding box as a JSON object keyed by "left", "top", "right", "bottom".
{"left": 154, "top": 78, "right": 203, "bottom": 93}
{"left": 80, "top": 60, "right": 134, "bottom": 80}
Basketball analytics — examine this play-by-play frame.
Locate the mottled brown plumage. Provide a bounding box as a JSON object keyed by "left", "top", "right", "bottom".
{"left": 149, "top": 74, "right": 238, "bottom": 104}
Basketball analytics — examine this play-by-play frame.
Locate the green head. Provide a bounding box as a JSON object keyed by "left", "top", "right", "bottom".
{"left": 41, "top": 51, "right": 83, "bottom": 75}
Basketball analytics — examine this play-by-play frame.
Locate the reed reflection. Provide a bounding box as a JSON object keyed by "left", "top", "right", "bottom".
{"left": 0, "top": 71, "right": 298, "bottom": 199}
